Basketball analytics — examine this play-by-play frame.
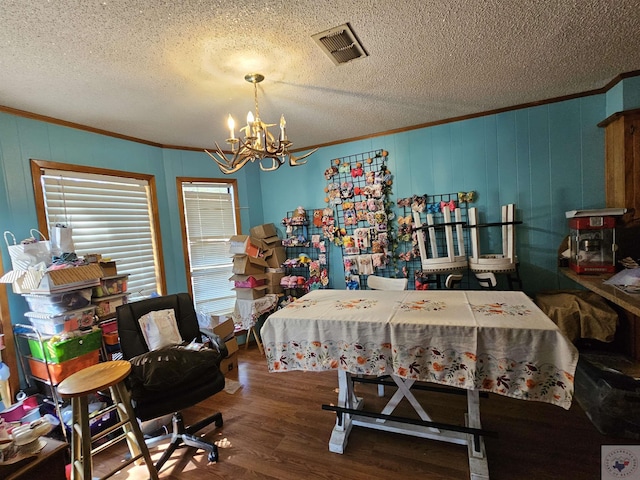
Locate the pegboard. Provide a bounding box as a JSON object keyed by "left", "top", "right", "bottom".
{"left": 322, "top": 149, "right": 397, "bottom": 289}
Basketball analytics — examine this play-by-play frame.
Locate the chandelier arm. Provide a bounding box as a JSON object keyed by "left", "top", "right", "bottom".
{"left": 289, "top": 148, "right": 319, "bottom": 166}
{"left": 205, "top": 145, "right": 254, "bottom": 174}
{"left": 259, "top": 156, "right": 285, "bottom": 172}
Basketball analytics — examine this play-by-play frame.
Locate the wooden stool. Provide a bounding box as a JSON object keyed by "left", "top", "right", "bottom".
{"left": 57, "top": 360, "right": 158, "bottom": 480}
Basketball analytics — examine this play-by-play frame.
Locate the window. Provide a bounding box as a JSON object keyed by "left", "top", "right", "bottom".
{"left": 31, "top": 160, "right": 165, "bottom": 300}
{"left": 177, "top": 179, "right": 240, "bottom": 316}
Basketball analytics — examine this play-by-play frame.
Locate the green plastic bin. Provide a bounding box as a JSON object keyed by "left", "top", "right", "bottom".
{"left": 28, "top": 328, "right": 102, "bottom": 364}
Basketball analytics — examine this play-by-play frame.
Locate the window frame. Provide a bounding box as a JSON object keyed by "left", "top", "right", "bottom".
{"left": 30, "top": 159, "right": 167, "bottom": 297}
{"left": 176, "top": 177, "right": 241, "bottom": 313}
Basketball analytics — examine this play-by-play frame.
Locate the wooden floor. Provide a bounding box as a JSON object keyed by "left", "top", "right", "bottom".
{"left": 92, "top": 344, "right": 634, "bottom": 480}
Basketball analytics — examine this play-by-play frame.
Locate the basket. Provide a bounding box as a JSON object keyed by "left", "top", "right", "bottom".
{"left": 27, "top": 328, "right": 103, "bottom": 363}
{"left": 28, "top": 350, "right": 100, "bottom": 385}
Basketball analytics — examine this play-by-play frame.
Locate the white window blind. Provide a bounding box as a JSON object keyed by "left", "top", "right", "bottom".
{"left": 181, "top": 182, "right": 237, "bottom": 316}
{"left": 41, "top": 168, "right": 160, "bottom": 300}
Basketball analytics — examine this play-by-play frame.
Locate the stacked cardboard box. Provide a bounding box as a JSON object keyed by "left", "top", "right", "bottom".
{"left": 248, "top": 223, "right": 285, "bottom": 294}
{"left": 212, "top": 316, "right": 239, "bottom": 376}
{"left": 230, "top": 223, "right": 285, "bottom": 299}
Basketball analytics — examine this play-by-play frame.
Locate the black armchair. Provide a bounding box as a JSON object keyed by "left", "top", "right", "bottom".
{"left": 116, "top": 293, "right": 226, "bottom": 471}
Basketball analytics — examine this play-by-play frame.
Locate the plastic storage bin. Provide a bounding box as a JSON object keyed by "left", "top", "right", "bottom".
{"left": 92, "top": 274, "right": 129, "bottom": 298}
{"left": 28, "top": 349, "right": 100, "bottom": 384}
{"left": 27, "top": 328, "right": 103, "bottom": 363}
{"left": 102, "top": 331, "right": 119, "bottom": 345}
{"left": 22, "top": 288, "right": 92, "bottom": 314}
{"left": 92, "top": 293, "right": 129, "bottom": 320}
{"left": 574, "top": 355, "right": 640, "bottom": 439}
{"left": 24, "top": 306, "right": 97, "bottom": 335}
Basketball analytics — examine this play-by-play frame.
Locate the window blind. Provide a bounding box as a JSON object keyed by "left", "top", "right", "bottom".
{"left": 41, "top": 169, "right": 159, "bottom": 300}
{"left": 181, "top": 182, "right": 237, "bottom": 316}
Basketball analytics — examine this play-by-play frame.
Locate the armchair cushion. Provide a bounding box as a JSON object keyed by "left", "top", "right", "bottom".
{"left": 128, "top": 344, "right": 221, "bottom": 397}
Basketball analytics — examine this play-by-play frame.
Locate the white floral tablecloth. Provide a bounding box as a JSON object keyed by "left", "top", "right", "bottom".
{"left": 232, "top": 294, "right": 279, "bottom": 330}
{"left": 261, "top": 289, "right": 579, "bottom": 409}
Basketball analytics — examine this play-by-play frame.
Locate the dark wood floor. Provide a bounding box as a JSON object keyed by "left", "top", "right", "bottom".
{"left": 92, "top": 344, "right": 634, "bottom": 480}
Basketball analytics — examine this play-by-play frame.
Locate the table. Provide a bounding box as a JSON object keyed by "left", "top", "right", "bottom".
{"left": 232, "top": 294, "right": 279, "bottom": 355}
{"left": 232, "top": 294, "right": 279, "bottom": 330}
{"left": 261, "top": 289, "right": 579, "bottom": 480}
{"left": 1, "top": 437, "right": 67, "bottom": 480}
{"left": 560, "top": 267, "right": 640, "bottom": 360}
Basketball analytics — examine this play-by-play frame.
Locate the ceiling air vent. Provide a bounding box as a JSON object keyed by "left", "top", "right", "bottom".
{"left": 312, "top": 23, "right": 368, "bottom": 66}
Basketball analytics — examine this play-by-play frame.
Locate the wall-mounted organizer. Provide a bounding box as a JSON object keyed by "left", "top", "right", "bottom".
{"left": 396, "top": 191, "right": 476, "bottom": 290}
{"left": 323, "top": 149, "right": 397, "bottom": 289}
{"left": 280, "top": 207, "right": 330, "bottom": 297}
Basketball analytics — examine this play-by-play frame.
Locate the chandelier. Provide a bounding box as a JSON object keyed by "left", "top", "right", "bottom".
{"left": 205, "top": 73, "right": 317, "bottom": 174}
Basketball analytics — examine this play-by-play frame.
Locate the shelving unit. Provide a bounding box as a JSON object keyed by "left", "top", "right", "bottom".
{"left": 10, "top": 265, "right": 129, "bottom": 443}
{"left": 12, "top": 323, "right": 72, "bottom": 442}
{"left": 281, "top": 208, "right": 330, "bottom": 297}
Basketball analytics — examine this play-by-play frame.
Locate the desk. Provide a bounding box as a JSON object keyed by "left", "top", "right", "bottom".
{"left": 560, "top": 267, "right": 640, "bottom": 359}
{"left": 261, "top": 289, "right": 578, "bottom": 480}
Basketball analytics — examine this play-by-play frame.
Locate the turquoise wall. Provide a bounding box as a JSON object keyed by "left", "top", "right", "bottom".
{"left": 259, "top": 95, "right": 607, "bottom": 294}
{"left": 0, "top": 114, "right": 260, "bottom": 324}
{"left": 1, "top": 77, "right": 637, "bottom": 327}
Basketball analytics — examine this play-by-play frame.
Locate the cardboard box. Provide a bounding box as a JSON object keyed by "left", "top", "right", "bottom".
{"left": 229, "top": 235, "right": 261, "bottom": 257}
{"left": 212, "top": 318, "right": 235, "bottom": 340}
{"left": 212, "top": 319, "right": 239, "bottom": 376}
{"left": 265, "top": 246, "right": 287, "bottom": 269}
{"left": 229, "top": 274, "right": 266, "bottom": 288}
{"left": 99, "top": 261, "right": 118, "bottom": 276}
{"left": 258, "top": 236, "right": 282, "bottom": 250}
{"left": 232, "top": 255, "right": 268, "bottom": 275}
{"left": 219, "top": 350, "right": 238, "bottom": 376}
{"left": 250, "top": 223, "right": 278, "bottom": 239}
{"left": 233, "top": 285, "right": 267, "bottom": 300}
{"left": 264, "top": 271, "right": 285, "bottom": 294}
{"left": 31, "top": 263, "right": 104, "bottom": 294}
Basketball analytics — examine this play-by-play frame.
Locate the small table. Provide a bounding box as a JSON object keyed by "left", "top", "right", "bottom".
{"left": 261, "top": 289, "right": 579, "bottom": 480}
{"left": 232, "top": 294, "right": 279, "bottom": 354}
{"left": 1, "top": 437, "right": 67, "bottom": 480}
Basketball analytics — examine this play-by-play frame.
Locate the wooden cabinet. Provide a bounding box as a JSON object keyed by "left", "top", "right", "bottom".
{"left": 599, "top": 108, "right": 640, "bottom": 224}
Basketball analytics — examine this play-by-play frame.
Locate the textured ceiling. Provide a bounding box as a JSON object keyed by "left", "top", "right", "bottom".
{"left": 1, "top": 1, "right": 640, "bottom": 151}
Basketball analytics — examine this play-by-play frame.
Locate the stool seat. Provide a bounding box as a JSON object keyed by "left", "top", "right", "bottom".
{"left": 58, "top": 360, "right": 131, "bottom": 398}
{"left": 58, "top": 360, "right": 158, "bottom": 480}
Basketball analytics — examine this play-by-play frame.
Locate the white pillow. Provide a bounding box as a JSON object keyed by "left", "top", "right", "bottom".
{"left": 137, "top": 309, "right": 183, "bottom": 351}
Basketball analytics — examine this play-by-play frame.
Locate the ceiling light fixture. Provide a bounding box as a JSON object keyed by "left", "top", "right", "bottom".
{"left": 205, "top": 73, "right": 317, "bottom": 174}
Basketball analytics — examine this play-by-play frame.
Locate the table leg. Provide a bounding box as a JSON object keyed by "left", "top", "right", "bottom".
{"left": 378, "top": 376, "right": 438, "bottom": 432}
{"left": 466, "top": 390, "right": 489, "bottom": 480}
{"left": 250, "top": 327, "right": 264, "bottom": 355}
{"left": 329, "top": 370, "right": 361, "bottom": 453}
